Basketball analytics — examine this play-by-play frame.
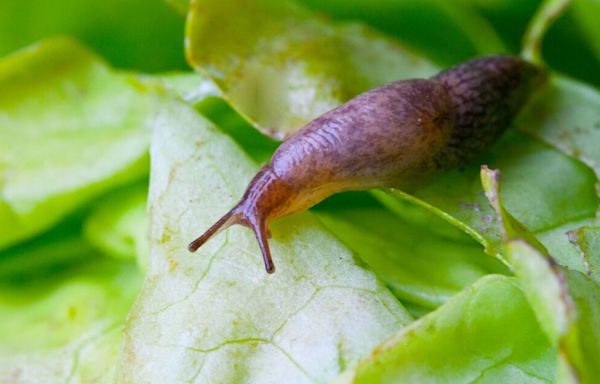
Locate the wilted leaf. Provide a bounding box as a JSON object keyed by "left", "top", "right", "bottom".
{"left": 118, "top": 100, "right": 412, "bottom": 382}
{"left": 481, "top": 167, "right": 573, "bottom": 369}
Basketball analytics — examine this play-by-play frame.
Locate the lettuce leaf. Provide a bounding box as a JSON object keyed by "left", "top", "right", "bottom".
{"left": 515, "top": 76, "right": 600, "bottom": 180}
{"left": 317, "top": 205, "right": 508, "bottom": 310}
{"left": 118, "top": 99, "right": 413, "bottom": 383}
{"left": 481, "top": 166, "right": 600, "bottom": 382}
{"left": 337, "top": 275, "right": 556, "bottom": 383}
{"left": 186, "top": 0, "right": 437, "bottom": 139}
{"left": 0, "top": 258, "right": 141, "bottom": 383}
{"left": 84, "top": 183, "right": 149, "bottom": 270}
{"left": 0, "top": 37, "right": 160, "bottom": 250}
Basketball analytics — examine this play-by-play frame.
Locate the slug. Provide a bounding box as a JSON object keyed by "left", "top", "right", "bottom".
{"left": 188, "top": 55, "right": 545, "bottom": 273}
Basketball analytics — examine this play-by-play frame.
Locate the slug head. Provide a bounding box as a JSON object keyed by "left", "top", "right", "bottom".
{"left": 188, "top": 166, "right": 293, "bottom": 274}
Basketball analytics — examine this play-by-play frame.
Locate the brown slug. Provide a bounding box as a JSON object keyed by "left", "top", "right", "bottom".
{"left": 188, "top": 55, "right": 546, "bottom": 273}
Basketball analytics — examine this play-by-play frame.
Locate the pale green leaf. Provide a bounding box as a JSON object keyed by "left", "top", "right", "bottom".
{"left": 118, "top": 99, "right": 412, "bottom": 383}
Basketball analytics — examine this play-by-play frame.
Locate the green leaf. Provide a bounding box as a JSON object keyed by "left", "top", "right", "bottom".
{"left": 566, "top": 225, "right": 600, "bottom": 284}
{"left": 515, "top": 75, "right": 600, "bottom": 179}
{"left": 481, "top": 167, "right": 572, "bottom": 349}
{"left": 0, "top": 258, "right": 141, "bottom": 383}
{"left": 186, "top": 0, "right": 437, "bottom": 139}
{"left": 337, "top": 275, "right": 556, "bottom": 383}
{"left": 481, "top": 166, "right": 600, "bottom": 382}
{"left": 0, "top": 37, "right": 159, "bottom": 250}
{"left": 84, "top": 182, "right": 149, "bottom": 270}
{"left": 145, "top": 72, "right": 219, "bottom": 107}
{"left": 375, "top": 75, "right": 600, "bottom": 271}
{"left": 316, "top": 204, "right": 508, "bottom": 309}
{"left": 165, "top": 0, "right": 189, "bottom": 17}
{"left": 0, "top": 217, "right": 93, "bottom": 280}
{"left": 118, "top": 99, "right": 413, "bottom": 382}
{"left": 379, "top": 129, "right": 598, "bottom": 270}
{"left": 561, "top": 268, "right": 600, "bottom": 382}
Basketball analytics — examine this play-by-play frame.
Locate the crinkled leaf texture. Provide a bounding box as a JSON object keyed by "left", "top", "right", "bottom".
{"left": 336, "top": 275, "right": 556, "bottom": 383}
{"left": 117, "top": 100, "right": 412, "bottom": 383}
{"left": 186, "top": 0, "right": 437, "bottom": 139}
{"left": 0, "top": 37, "right": 159, "bottom": 250}
{"left": 0, "top": 259, "right": 141, "bottom": 383}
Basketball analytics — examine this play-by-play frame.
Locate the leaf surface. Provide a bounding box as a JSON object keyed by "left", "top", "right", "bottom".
{"left": 481, "top": 166, "right": 600, "bottom": 382}
{"left": 337, "top": 275, "right": 556, "bottom": 383}
{"left": 0, "top": 259, "right": 141, "bottom": 384}
{"left": 317, "top": 205, "right": 508, "bottom": 310}
{"left": 118, "top": 99, "right": 413, "bottom": 383}
{"left": 0, "top": 38, "right": 159, "bottom": 249}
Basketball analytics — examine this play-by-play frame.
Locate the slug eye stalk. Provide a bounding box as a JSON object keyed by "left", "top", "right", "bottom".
{"left": 188, "top": 205, "right": 275, "bottom": 274}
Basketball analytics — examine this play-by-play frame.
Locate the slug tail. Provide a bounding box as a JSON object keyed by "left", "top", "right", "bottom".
{"left": 188, "top": 209, "right": 239, "bottom": 252}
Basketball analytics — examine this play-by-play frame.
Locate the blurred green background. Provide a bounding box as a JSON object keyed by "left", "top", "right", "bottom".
{"left": 1, "top": 0, "right": 598, "bottom": 84}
